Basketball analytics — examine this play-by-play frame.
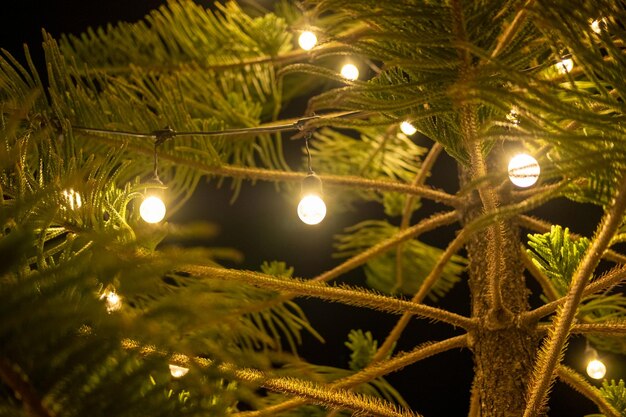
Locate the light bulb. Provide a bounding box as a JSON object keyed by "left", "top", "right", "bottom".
{"left": 298, "top": 194, "right": 326, "bottom": 225}
{"left": 62, "top": 188, "right": 83, "bottom": 210}
{"left": 140, "top": 195, "right": 166, "bottom": 223}
{"left": 169, "top": 364, "right": 189, "bottom": 378}
{"left": 506, "top": 108, "right": 520, "bottom": 125}
{"left": 298, "top": 31, "right": 317, "bottom": 51}
{"left": 400, "top": 121, "right": 417, "bottom": 136}
{"left": 508, "top": 153, "right": 540, "bottom": 188}
{"left": 591, "top": 19, "right": 601, "bottom": 34}
{"left": 340, "top": 63, "right": 359, "bottom": 81}
{"left": 586, "top": 359, "right": 606, "bottom": 379}
{"left": 557, "top": 58, "right": 573, "bottom": 74}
{"left": 101, "top": 290, "right": 122, "bottom": 313}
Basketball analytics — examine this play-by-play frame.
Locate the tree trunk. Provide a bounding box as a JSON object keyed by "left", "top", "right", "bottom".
{"left": 460, "top": 167, "right": 540, "bottom": 417}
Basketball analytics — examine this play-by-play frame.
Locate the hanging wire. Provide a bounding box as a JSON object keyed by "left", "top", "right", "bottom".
{"left": 304, "top": 130, "right": 314, "bottom": 175}
{"left": 153, "top": 140, "right": 161, "bottom": 183}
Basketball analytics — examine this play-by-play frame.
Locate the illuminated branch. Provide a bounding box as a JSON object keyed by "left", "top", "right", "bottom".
{"left": 556, "top": 365, "right": 620, "bottom": 417}
{"left": 0, "top": 358, "right": 52, "bottom": 417}
{"left": 185, "top": 265, "right": 475, "bottom": 330}
{"left": 523, "top": 173, "right": 626, "bottom": 417}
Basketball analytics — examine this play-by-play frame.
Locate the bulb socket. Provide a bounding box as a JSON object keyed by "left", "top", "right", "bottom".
{"left": 301, "top": 173, "right": 323, "bottom": 196}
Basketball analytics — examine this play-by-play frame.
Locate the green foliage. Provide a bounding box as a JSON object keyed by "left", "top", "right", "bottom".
{"left": 335, "top": 220, "right": 466, "bottom": 299}
{"left": 346, "top": 329, "right": 377, "bottom": 371}
{"left": 587, "top": 379, "right": 626, "bottom": 417}
{"left": 527, "top": 225, "right": 590, "bottom": 296}
{"left": 309, "top": 125, "right": 426, "bottom": 214}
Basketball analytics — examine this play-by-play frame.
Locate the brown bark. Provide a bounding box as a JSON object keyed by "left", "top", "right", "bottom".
{"left": 460, "top": 169, "right": 539, "bottom": 417}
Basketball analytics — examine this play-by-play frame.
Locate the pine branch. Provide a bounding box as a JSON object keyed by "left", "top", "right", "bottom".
{"left": 0, "top": 358, "right": 53, "bottom": 417}
{"left": 567, "top": 322, "right": 626, "bottom": 336}
{"left": 524, "top": 264, "right": 626, "bottom": 324}
{"left": 375, "top": 227, "right": 469, "bottom": 362}
{"left": 556, "top": 365, "right": 621, "bottom": 417}
{"left": 523, "top": 172, "right": 626, "bottom": 417}
{"left": 393, "top": 142, "right": 443, "bottom": 293}
{"left": 490, "top": 0, "right": 535, "bottom": 59}
{"left": 235, "top": 335, "right": 468, "bottom": 417}
{"left": 184, "top": 265, "right": 475, "bottom": 330}
{"left": 78, "top": 132, "right": 458, "bottom": 206}
{"left": 518, "top": 215, "right": 626, "bottom": 264}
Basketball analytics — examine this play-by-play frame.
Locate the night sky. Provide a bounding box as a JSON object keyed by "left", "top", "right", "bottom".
{"left": 2, "top": 1, "right": 623, "bottom": 415}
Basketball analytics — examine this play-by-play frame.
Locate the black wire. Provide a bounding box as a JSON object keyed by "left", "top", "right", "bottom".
{"left": 153, "top": 140, "right": 161, "bottom": 182}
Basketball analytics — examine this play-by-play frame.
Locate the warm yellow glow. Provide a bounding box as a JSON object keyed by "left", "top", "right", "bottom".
{"left": 340, "top": 63, "right": 359, "bottom": 81}
{"left": 298, "top": 31, "right": 317, "bottom": 51}
{"left": 140, "top": 195, "right": 166, "bottom": 223}
{"left": 557, "top": 58, "right": 573, "bottom": 74}
{"left": 62, "top": 188, "right": 83, "bottom": 210}
{"left": 508, "top": 153, "right": 540, "bottom": 188}
{"left": 400, "top": 121, "right": 417, "bottom": 136}
{"left": 101, "top": 290, "right": 122, "bottom": 313}
{"left": 506, "top": 108, "right": 520, "bottom": 125}
{"left": 586, "top": 359, "right": 606, "bottom": 379}
{"left": 169, "top": 364, "right": 190, "bottom": 378}
{"left": 298, "top": 194, "right": 326, "bottom": 225}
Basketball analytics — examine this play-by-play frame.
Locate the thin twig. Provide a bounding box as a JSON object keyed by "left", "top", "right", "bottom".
{"left": 556, "top": 365, "right": 620, "bottom": 417}
{"left": 0, "top": 358, "right": 53, "bottom": 417}
{"left": 234, "top": 335, "right": 468, "bottom": 417}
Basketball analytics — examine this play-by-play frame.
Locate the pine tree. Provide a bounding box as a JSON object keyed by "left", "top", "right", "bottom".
{"left": 1, "top": 1, "right": 626, "bottom": 416}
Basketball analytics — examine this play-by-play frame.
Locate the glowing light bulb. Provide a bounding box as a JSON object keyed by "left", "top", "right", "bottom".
{"left": 506, "top": 108, "right": 520, "bottom": 125}
{"left": 101, "top": 290, "right": 122, "bottom": 313}
{"left": 557, "top": 58, "right": 573, "bottom": 74}
{"left": 340, "top": 63, "right": 359, "bottom": 81}
{"left": 298, "top": 31, "right": 317, "bottom": 51}
{"left": 508, "top": 153, "right": 540, "bottom": 188}
{"left": 400, "top": 121, "right": 417, "bottom": 136}
{"left": 586, "top": 359, "right": 606, "bottom": 379}
{"left": 140, "top": 195, "right": 166, "bottom": 223}
{"left": 591, "top": 19, "right": 601, "bottom": 34}
{"left": 62, "top": 188, "right": 83, "bottom": 210}
{"left": 169, "top": 364, "right": 189, "bottom": 378}
{"left": 298, "top": 195, "right": 326, "bottom": 225}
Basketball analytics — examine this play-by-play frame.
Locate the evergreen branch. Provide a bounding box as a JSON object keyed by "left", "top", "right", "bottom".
{"left": 490, "top": 0, "right": 535, "bottom": 59}
{"left": 228, "top": 210, "right": 458, "bottom": 321}
{"left": 235, "top": 335, "right": 468, "bottom": 417}
{"left": 0, "top": 358, "right": 53, "bottom": 417}
{"left": 556, "top": 365, "right": 621, "bottom": 417}
{"left": 184, "top": 265, "right": 475, "bottom": 330}
{"left": 520, "top": 246, "right": 561, "bottom": 302}
{"left": 523, "top": 172, "right": 626, "bottom": 417}
{"left": 524, "top": 264, "right": 626, "bottom": 323}
{"left": 375, "top": 227, "right": 469, "bottom": 362}
{"left": 313, "top": 211, "right": 459, "bottom": 283}
{"left": 567, "top": 322, "right": 626, "bottom": 336}
{"left": 79, "top": 132, "right": 458, "bottom": 205}
{"left": 518, "top": 215, "right": 626, "bottom": 264}
{"left": 393, "top": 142, "right": 443, "bottom": 294}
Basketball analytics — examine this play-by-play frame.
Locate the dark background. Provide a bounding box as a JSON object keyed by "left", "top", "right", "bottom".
{"left": 1, "top": 1, "right": 622, "bottom": 415}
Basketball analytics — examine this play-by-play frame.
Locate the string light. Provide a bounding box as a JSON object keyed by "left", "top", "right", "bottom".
{"left": 400, "top": 121, "right": 417, "bottom": 136}
{"left": 585, "top": 345, "right": 607, "bottom": 380}
{"left": 298, "top": 31, "right": 317, "bottom": 51}
{"left": 140, "top": 137, "right": 167, "bottom": 223}
{"left": 62, "top": 188, "right": 83, "bottom": 210}
{"left": 298, "top": 132, "right": 326, "bottom": 225}
{"left": 556, "top": 58, "right": 573, "bottom": 74}
{"left": 591, "top": 18, "right": 606, "bottom": 34}
{"left": 100, "top": 290, "right": 122, "bottom": 313}
{"left": 340, "top": 63, "right": 359, "bottom": 81}
{"left": 508, "top": 153, "right": 540, "bottom": 188}
{"left": 169, "top": 364, "right": 190, "bottom": 378}
{"left": 506, "top": 108, "right": 520, "bottom": 125}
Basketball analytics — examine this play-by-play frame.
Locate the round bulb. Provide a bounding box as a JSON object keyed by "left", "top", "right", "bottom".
{"left": 586, "top": 359, "right": 606, "bottom": 379}
{"left": 557, "top": 58, "right": 573, "bottom": 74}
{"left": 400, "top": 121, "right": 417, "bottom": 136}
{"left": 298, "top": 194, "right": 326, "bottom": 225}
{"left": 102, "top": 291, "right": 122, "bottom": 313}
{"left": 298, "top": 31, "right": 317, "bottom": 51}
{"left": 508, "top": 154, "right": 540, "bottom": 188}
{"left": 169, "top": 364, "right": 189, "bottom": 378}
{"left": 340, "top": 63, "right": 359, "bottom": 81}
{"left": 140, "top": 196, "right": 166, "bottom": 223}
